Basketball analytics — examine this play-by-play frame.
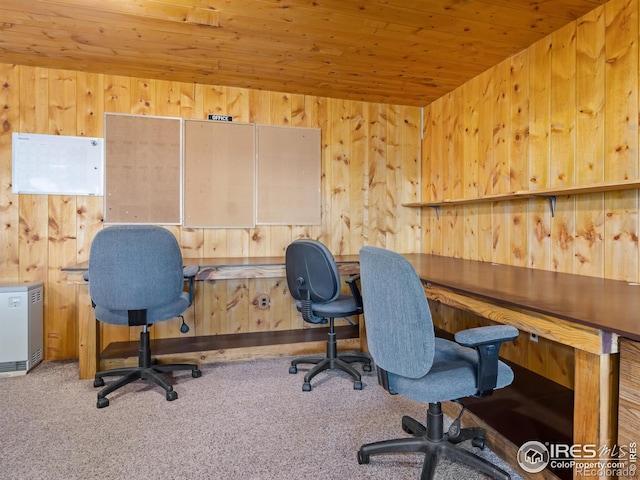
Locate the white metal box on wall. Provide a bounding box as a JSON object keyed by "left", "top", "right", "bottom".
{"left": 0, "top": 282, "right": 44, "bottom": 377}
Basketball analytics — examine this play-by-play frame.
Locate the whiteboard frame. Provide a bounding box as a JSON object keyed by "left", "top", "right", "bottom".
{"left": 11, "top": 132, "right": 104, "bottom": 196}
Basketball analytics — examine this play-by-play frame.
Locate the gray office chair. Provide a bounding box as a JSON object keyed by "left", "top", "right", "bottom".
{"left": 357, "top": 246, "right": 518, "bottom": 480}
{"left": 286, "top": 239, "right": 372, "bottom": 391}
{"left": 87, "top": 225, "right": 202, "bottom": 408}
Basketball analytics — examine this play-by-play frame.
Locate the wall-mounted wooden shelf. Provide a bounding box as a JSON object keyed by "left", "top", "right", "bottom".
{"left": 402, "top": 179, "right": 640, "bottom": 217}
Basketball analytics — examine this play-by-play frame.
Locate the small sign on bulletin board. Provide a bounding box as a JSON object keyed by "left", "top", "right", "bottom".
{"left": 12, "top": 132, "right": 104, "bottom": 196}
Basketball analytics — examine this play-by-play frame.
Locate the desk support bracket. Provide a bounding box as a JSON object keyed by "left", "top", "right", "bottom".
{"left": 432, "top": 205, "right": 440, "bottom": 219}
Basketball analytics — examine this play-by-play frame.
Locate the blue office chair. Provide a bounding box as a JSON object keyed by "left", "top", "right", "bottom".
{"left": 87, "top": 225, "right": 201, "bottom": 408}
{"left": 357, "top": 246, "right": 518, "bottom": 480}
{"left": 286, "top": 239, "right": 371, "bottom": 391}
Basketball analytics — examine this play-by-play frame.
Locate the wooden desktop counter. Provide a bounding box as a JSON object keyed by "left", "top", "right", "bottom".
{"left": 67, "top": 255, "right": 361, "bottom": 381}
{"left": 67, "top": 253, "right": 640, "bottom": 480}
{"left": 400, "top": 254, "right": 638, "bottom": 480}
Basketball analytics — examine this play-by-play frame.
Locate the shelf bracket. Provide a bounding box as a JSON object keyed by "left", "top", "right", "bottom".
{"left": 432, "top": 205, "right": 440, "bottom": 219}
{"left": 542, "top": 195, "right": 556, "bottom": 217}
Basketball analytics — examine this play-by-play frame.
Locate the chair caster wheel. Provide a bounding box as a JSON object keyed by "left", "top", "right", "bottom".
{"left": 97, "top": 397, "right": 109, "bottom": 409}
{"left": 472, "top": 438, "right": 486, "bottom": 450}
{"left": 302, "top": 382, "right": 312, "bottom": 392}
{"left": 363, "top": 363, "right": 372, "bottom": 372}
{"left": 354, "top": 380, "right": 363, "bottom": 390}
{"left": 289, "top": 365, "right": 298, "bottom": 374}
{"left": 357, "top": 450, "right": 369, "bottom": 464}
{"left": 166, "top": 390, "right": 178, "bottom": 401}
{"left": 93, "top": 378, "right": 105, "bottom": 388}
{"left": 192, "top": 369, "right": 202, "bottom": 378}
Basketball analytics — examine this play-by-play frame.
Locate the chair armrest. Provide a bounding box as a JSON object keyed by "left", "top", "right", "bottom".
{"left": 183, "top": 266, "right": 198, "bottom": 305}
{"left": 82, "top": 271, "right": 89, "bottom": 282}
{"left": 455, "top": 325, "right": 518, "bottom": 347}
{"left": 345, "top": 274, "right": 363, "bottom": 309}
{"left": 183, "top": 265, "right": 198, "bottom": 278}
{"left": 454, "top": 325, "right": 519, "bottom": 397}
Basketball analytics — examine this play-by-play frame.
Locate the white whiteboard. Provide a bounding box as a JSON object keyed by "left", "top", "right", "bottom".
{"left": 12, "top": 133, "right": 104, "bottom": 195}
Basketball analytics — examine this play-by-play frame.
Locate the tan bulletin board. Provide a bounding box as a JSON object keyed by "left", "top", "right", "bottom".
{"left": 183, "top": 120, "right": 255, "bottom": 228}
{"left": 256, "top": 125, "right": 321, "bottom": 225}
{"left": 104, "top": 114, "right": 182, "bottom": 224}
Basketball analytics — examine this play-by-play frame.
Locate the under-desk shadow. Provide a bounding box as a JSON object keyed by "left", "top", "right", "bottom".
{"left": 436, "top": 328, "right": 574, "bottom": 480}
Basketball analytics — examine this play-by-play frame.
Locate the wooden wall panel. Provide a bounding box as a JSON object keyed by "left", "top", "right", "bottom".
{"left": 329, "top": 98, "right": 351, "bottom": 253}
{"left": 442, "top": 93, "right": 464, "bottom": 258}
{"left": 0, "top": 65, "right": 19, "bottom": 280}
{"left": 386, "top": 104, "right": 400, "bottom": 252}
{"left": 199, "top": 280, "right": 226, "bottom": 336}
{"left": 527, "top": 37, "right": 553, "bottom": 271}
{"left": 75, "top": 71, "right": 105, "bottom": 261}
{"left": 509, "top": 51, "right": 530, "bottom": 267}
{"left": 575, "top": 7, "right": 606, "bottom": 278}
{"left": 47, "top": 62, "right": 79, "bottom": 351}
{"left": 420, "top": 0, "right": 640, "bottom": 386}
{"left": 423, "top": 0, "right": 640, "bottom": 279}
{"left": 17, "top": 66, "right": 51, "bottom": 353}
{"left": 492, "top": 59, "right": 512, "bottom": 264}
{"left": 428, "top": 98, "right": 444, "bottom": 255}
{"left": 104, "top": 75, "right": 130, "bottom": 114}
{"left": 550, "top": 24, "right": 578, "bottom": 274}
{"left": 398, "top": 106, "right": 422, "bottom": 252}
{"left": 477, "top": 70, "right": 495, "bottom": 262}
{"left": 421, "top": 106, "right": 435, "bottom": 255}
{"left": 463, "top": 81, "right": 480, "bottom": 261}
{"left": 10, "top": 0, "right": 636, "bottom": 381}
{"left": 492, "top": 59, "right": 511, "bottom": 196}
{"left": 348, "top": 101, "right": 366, "bottom": 253}
{"left": 604, "top": 0, "right": 639, "bottom": 282}
{"left": 0, "top": 61, "right": 421, "bottom": 359}
{"left": 367, "top": 103, "right": 388, "bottom": 248}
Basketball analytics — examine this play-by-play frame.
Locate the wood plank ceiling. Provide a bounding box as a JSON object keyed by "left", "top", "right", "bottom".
{"left": 0, "top": 0, "right": 606, "bottom": 107}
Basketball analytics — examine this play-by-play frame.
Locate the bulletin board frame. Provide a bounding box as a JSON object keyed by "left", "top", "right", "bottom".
{"left": 183, "top": 119, "right": 256, "bottom": 228}
{"left": 256, "top": 125, "right": 321, "bottom": 225}
{"left": 103, "top": 113, "right": 182, "bottom": 225}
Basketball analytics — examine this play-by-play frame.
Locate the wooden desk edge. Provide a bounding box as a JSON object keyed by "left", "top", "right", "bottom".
{"left": 196, "top": 262, "right": 359, "bottom": 280}
{"left": 423, "top": 283, "right": 619, "bottom": 355}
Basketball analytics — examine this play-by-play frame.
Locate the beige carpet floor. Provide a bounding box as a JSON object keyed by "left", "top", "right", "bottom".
{"left": 0, "top": 356, "right": 522, "bottom": 480}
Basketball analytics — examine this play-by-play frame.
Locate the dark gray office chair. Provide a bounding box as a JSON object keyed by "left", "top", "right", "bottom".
{"left": 286, "top": 239, "right": 372, "bottom": 391}
{"left": 357, "top": 246, "right": 518, "bottom": 480}
{"left": 87, "top": 225, "right": 202, "bottom": 408}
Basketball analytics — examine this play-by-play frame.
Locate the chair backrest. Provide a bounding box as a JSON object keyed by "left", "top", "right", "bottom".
{"left": 359, "top": 246, "right": 435, "bottom": 378}
{"left": 285, "top": 239, "right": 341, "bottom": 304}
{"left": 88, "top": 226, "right": 184, "bottom": 311}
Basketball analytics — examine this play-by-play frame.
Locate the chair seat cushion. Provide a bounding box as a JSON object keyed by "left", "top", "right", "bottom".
{"left": 295, "top": 294, "right": 361, "bottom": 319}
{"left": 94, "top": 292, "right": 191, "bottom": 326}
{"left": 387, "top": 337, "right": 514, "bottom": 403}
